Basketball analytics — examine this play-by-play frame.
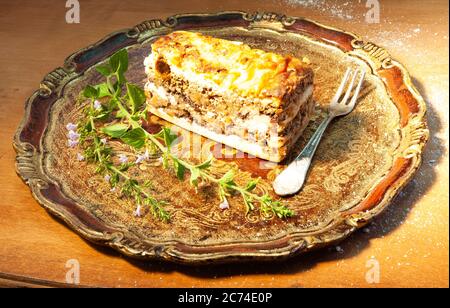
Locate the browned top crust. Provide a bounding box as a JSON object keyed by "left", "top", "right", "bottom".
{"left": 150, "top": 31, "right": 313, "bottom": 103}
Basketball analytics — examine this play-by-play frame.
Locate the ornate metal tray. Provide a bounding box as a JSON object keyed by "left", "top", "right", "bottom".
{"left": 14, "top": 12, "right": 428, "bottom": 264}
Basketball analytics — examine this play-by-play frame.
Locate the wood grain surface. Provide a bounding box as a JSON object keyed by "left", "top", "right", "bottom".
{"left": 0, "top": 0, "right": 448, "bottom": 288}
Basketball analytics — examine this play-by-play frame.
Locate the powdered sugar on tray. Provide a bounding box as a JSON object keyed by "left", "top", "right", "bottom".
{"left": 284, "top": 0, "right": 357, "bottom": 20}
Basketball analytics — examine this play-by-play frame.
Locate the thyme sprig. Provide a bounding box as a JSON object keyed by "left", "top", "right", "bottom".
{"left": 76, "top": 80, "right": 170, "bottom": 222}
{"left": 75, "top": 48, "right": 294, "bottom": 221}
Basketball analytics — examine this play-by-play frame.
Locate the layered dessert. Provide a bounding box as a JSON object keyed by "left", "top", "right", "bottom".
{"left": 144, "top": 31, "right": 314, "bottom": 162}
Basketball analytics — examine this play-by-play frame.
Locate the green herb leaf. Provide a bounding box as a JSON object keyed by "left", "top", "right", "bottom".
{"left": 142, "top": 180, "right": 152, "bottom": 188}
{"left": 144, "top": 197, "right": 170, "bottom": 222}
{"left": 83, "top": 85, "right": 99, "bottom": 99}
{"left": 162, "top": 153, "right": 169, "bottom": 169}
{"left": 218, "top": 185, "right": 227, "bottom": 200}
{"left": 242, "top": 195, "right": 255, "bottom": 212}
{"left": 82, "top": 120, "right": 93, "bottom": 133}
{"left": 126, "top": 83, "right": 146, "bottom": 113}
{"left": 120, "top": 127, "right": 147, "bottom": 149}
{"left": 109, "top": 49, "right": 128, "bottom": 75}
{"left": 118, "top": 162, "right": 133, "bottom": 172}
{"left": 189, "top": 167, "right": 200, "bottom": 187}
{"left": 162, "top": 127, "right": 178, "bottom": 149}
{"left": 195, "top": 158, "right": 212, "bottom": 170}
{"left": 107, "top": 97, "right": 118, "bottom": 111}
{"left": 117, "top": 70, "right": 126, "bottom": 85}
{"left": 173, "top": 159, "right": 186, "bottom": 180}
{"left": 245, "top": 179, "right": 259, "bottom": 192}
{"left": 219, "top": 169, "right": 235, "bottom": 186}
{"left": 101, "top": 123, "right": 129, "bottom": 138}
{"left": 95, "top": 83, "right": 111, "bottom": 98}
{"left": 115, "top": 107, "right": 127, "bottom": 118}
{"left": 93, "top": 111, "right": 110, "bottom": 120}
{"left": 111, "top": 81, "right": 122, "bottom": 96}
{"left": 260, "top": 194, "right": 294, "bottom": 219}
{"left": 96, "top": 65, "right": 112, "bottom": 77}
{"left": 110, "top": 173, "right": 119, "bottom": 187}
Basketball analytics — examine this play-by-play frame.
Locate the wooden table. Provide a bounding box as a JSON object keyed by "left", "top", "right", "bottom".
{"left": 0, "top": 0, "right": 448, "bottom": 288}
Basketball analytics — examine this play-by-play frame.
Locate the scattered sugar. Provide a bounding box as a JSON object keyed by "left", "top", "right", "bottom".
{"left": 283, "top": 0, "right": 358, "bottom": 20}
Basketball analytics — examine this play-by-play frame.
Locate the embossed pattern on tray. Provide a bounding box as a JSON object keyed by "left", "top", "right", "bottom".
{"left": 14, "top": 12, "right": 428, "bottom": 263}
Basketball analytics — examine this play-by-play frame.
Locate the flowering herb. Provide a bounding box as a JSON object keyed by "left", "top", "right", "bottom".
{"left": 66, "top": 122, "right": 77, "bottom": 131}
{"left": 73, "top": 48, "right": 294, "bottom": 222}
{"left": 93, "top": 100, "right": 102, "bottom": 110}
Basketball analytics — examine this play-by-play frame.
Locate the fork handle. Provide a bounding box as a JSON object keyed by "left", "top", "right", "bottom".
{"left": 272, "top": 115, "right": 333, "bottom": 196}
{"left": 296, "top": 115, "right": 332, "bottom": 162}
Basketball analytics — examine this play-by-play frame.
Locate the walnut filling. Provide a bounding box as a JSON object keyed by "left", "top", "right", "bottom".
{"left": 145, "top": 81, "right": 315, "bottom": 149}
{"left": 145, "top": 72, "right": 313, "bottom": 135}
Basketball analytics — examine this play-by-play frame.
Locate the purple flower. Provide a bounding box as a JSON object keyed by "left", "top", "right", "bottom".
{"left": 66, "top": 122, "right": 77, "bottom": 131}
{"left": 67, "top": 139, "right": 79, "bottom": 148}
{"left": 219, "top": 198, "right": 229, "bottom": 210}
{"left": 135, "top": 156, "right": 145, "bottom": 164}
{"left": 68, "top": 130, "right": 80, "bottom": 141}
{"left": 67, "top": 129, "right": 80, "bottom": 148}
{"left": 133, "top": 204, "right": 142, "bottom": 217}
{"left": 118, "top": 154, "right": 128, "bottom": 164}
{"left": 100, "top": 138, "right": 107, "bottom": 145}
{"left": 93, "top": 100, "right": 102, "bottom": 110}
{"left": 135, "top": 149, "right": 149, "bottom": 164}
{"left": 76, "top": 153, "right": 85, "bottom": 161}
{"left": 104, "top": 174, "right": 111, "bottom": 182}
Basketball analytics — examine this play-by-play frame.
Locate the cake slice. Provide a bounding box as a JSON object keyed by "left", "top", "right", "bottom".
{"left": 144, "top": 31, "right": 314, "bottom": 162}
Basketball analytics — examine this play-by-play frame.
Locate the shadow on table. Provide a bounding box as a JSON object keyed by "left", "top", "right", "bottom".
{"left": 81, "top": 77, "right": 444, "bottom": 282}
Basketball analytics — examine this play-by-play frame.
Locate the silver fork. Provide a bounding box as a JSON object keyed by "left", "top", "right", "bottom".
{"left": 272, "top": 68, "right": 366, "bottom": 196}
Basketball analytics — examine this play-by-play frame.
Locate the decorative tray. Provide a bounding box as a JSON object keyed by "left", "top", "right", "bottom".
{"left": 14, "top": 11, "right": 428, "bottom": 264}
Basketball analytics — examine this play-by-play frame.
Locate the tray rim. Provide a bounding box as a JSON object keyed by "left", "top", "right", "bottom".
{"left": 13, "top": 11, "right": 429, "bottom": 264}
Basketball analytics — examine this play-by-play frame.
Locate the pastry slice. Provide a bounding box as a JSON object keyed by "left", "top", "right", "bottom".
{"left": 144, "top": 31, "right": 314, "bottom": 162}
